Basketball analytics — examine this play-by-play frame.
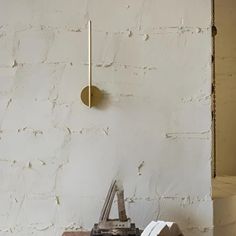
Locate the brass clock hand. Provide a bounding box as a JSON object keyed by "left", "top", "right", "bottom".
{"left": 81, "top": 20, "right": 102, "bottom": 108}
{"left": 88, "top": 20, "right": 92, "bottom": 108}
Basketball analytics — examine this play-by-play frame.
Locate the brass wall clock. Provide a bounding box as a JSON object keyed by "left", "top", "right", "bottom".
{"left": 81, "top": 20, "right": 102, "bottom": 108}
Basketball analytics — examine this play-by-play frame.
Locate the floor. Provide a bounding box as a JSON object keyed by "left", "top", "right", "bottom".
{"left": 212, "top": 176, "right": 236, "bottom": 198}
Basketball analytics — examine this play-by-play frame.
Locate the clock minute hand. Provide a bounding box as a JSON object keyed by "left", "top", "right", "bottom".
{"left": 81, "top": 20, "right": 102, "bottom": 108}
{"left": 88, "top": 20, "right": 92, "bottom": 108}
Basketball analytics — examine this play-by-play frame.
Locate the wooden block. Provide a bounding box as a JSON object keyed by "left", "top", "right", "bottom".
{"left": 62, "top": 231, "right": 90, "bottom": 236}
{"left": 166, "top": 222, "right": 183, "bottom": 236}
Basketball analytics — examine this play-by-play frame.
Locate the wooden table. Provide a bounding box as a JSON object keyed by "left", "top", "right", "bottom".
{"left": 62, "top": 231, "right": 90, "bottom": 236}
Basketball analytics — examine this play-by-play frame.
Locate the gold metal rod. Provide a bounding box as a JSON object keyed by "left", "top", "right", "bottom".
{"left": 88, "top": 20, "right": 92, "bottom": 108}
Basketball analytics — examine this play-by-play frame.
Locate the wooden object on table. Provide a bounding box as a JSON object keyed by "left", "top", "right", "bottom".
{"left": 62, "top": 231, "right": 90, "bottom": 236}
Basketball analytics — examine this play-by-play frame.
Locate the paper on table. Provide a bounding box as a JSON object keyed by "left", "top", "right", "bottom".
{"left": 141, "top": 221, "right": 170, "bottom": 236}
{"left": 141, "top": 221, "right": 183, "bottom": 236}
{"left": 150, "top": 221, "right": 171, "bottom": 236}
{"left": 141, "top": 221, "right": 158, "bottom": 236}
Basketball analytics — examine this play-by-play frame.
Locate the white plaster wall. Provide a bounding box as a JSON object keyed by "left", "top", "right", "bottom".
{"left": 0, "top": 1, "right": 213, "bottom": 236}
{"left": 215, "top": 0, "right": 236, "bottom": 176}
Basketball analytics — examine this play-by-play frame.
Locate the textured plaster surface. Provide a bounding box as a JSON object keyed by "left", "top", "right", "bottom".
{"left": 0, "top": 0, "right": 213, "bottom": 235}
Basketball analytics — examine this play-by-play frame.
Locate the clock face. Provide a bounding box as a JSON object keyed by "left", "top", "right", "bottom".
{"left": 81, "top": 85, "right": 102, "bottom": 107}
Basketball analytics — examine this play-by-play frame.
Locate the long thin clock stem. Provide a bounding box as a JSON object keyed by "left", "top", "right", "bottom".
{"left": 88, "top": 20, "right": 92, "bottom": 108}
